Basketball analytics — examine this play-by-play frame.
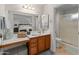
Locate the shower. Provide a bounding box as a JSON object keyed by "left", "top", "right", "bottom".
{"left": 54, "top": 4, "right": 79, "bottom": 55}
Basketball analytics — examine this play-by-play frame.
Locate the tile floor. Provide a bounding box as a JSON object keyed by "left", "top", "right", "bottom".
{"left": 2, "top": 45, "right": 54, "bottom": 55}
{"left": 56, "top": 46, "right": 70, "bottom": 55}
{"left": 2, "top": 44, "right": 70, "bottom": 55}
{"left": 3, "top": 45, "right": 28, "bottom": 55}
{"left": 39, "top": 50, "right": 54, "bottom": 55}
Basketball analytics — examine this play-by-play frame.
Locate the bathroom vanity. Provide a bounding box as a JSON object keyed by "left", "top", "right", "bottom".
{"left": 0, "top": 34, "right": 51, "bottom": 55}
{"left": 0, "top": 11, "right": 50, "bottom": 55}
{"left": 28, "top": 34, "right": 51, "bottom": 55}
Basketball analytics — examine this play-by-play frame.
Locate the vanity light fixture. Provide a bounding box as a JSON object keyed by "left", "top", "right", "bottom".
{"left": 31, "top": 7, "right": 35, "bottom": 10}
{"left": 23, "top": 4, "right": 35, "bottom": 10}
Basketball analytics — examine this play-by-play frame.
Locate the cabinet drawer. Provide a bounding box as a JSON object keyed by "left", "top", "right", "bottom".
{"left": 30, "top": 38, "right": 37, "bottom": 44}
{"left": 30, "top": 43, "right": 37, "bottom": 48}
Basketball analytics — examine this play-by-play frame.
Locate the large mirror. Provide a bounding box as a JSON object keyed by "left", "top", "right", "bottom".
{"left": 5, "top": 11, "right": 49, "bottom": 39}
{"left": 13, "top": 14, "right": 32, "bottom": 33}
{"left": 8, "top": 11, "right": 41, "bottom": 36}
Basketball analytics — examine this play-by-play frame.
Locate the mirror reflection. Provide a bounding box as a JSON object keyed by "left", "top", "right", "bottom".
{"left": 3, "top": 11, "right": 49, "bottom": 40}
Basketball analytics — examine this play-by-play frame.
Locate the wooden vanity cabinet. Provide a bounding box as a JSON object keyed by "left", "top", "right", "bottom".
{"left": 28, "top": 34, "right": 51, "bottom": 55}
{"left": 45, "top": 35, "right": 51, "bottom": 50}
{"left": 38, "top": 36, "right": 45, "bottom": 53}
{"left": 28, "top": 38, "right": 38, "bottom": 55}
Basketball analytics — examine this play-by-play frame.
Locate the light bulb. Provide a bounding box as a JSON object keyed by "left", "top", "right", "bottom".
{"left": 23, "top": 4, "right": 35, "bottom": 10}
{"left": 32, "top": 8, "right": 35, "bottom": 10}
{"left": 23, "top": 5, "right": 28, "bottom": 9}
{"left": 28, "top": 7, "right": 32, "bottom": 9}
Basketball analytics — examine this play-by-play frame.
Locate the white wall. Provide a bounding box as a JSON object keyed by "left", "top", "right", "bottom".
{"left": 43, "top": 4, "right": 61, "bottom": 52}
{"left": 0, "top": 4, "right": 6, "bottom": 16}
{"left": 0, "top": 4, "right": 44, "bottom": 29}
{"left": 5, "top": 4, "right": 44, "bottom": 14}
{"left": 55, "top": 12, "right": 60, "bottom": 37}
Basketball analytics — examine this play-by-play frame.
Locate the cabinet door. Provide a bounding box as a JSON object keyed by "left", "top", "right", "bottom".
{"left": 45, "top": 35, "right": 51, "bottom": 49}
{"left": 29, "top": 38, "right": 38, "bottom": 55}
{"left": 29, "top": 47, "right": 37, "bottom": 55}
{"left": 38, "top": 36, "right": 45, "bottom": 52}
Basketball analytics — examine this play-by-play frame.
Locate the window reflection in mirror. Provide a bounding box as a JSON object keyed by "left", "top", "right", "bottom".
{"left": 41, "top": 15, "right": 49, "bottom": 33}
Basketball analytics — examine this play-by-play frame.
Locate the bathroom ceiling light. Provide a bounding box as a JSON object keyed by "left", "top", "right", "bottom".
{"left": 23, "top": 4, "right": 28, "bottom": 9}
{"left": 28, "top": 7, "right": 32, "bottom": 9}
{"left": 32, "top": 8, "right": 35, "bottom": 10}
{"left": 24, "top": 6, "right": 27, "bottom": 8}
{"left": 23, "top": 4, "right": 35, "bottom": 10}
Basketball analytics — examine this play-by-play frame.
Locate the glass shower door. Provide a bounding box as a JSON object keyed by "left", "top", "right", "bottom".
{"left": 59, "top": 13, "right": 78, "bottom": 47}
{"left": 55, "top": 4, "right": 78, "bottom": 55}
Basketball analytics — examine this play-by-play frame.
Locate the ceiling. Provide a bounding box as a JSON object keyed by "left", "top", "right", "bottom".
{"left": 56, "top": 4, "right": 78, "bottom": 14}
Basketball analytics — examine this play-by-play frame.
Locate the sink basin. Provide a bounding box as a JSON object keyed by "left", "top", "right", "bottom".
{"left": 29, "top": 31, "right": 41, "bottom": 36}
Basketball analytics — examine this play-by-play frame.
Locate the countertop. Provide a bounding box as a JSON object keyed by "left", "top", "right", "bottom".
{"left": 0, "top": 37, "right": 29, "bottom": 45}
{"left": 27, "top": 33, "right": 50, "bottom": 38}
{"left": 0, "top": 33, "right": 50, "bottom": 48}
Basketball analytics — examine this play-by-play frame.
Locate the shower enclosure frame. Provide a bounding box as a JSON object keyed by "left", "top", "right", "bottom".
{"left": 54, "top": 4, "right": 79, "bottom": 55}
